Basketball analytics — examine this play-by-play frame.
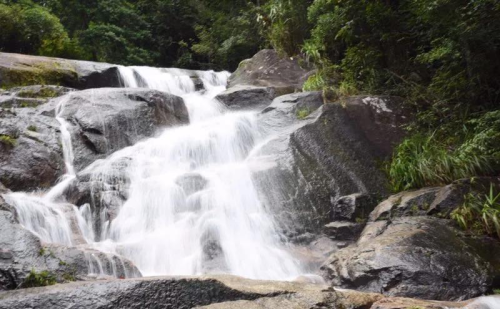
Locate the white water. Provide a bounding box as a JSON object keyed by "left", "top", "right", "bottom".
{"left": 3, "top": 65, "right": 303, "bottom": 281}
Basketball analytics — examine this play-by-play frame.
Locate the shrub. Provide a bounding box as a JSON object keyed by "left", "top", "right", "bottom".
{"left": 452, "top": 183, "right": 500, "bottom": 238}
{"left": 22, "top": 269, "right": 57, "bottom": 288}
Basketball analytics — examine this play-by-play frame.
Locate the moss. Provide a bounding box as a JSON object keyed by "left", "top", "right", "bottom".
{"left": 0, "top": 134, "right": 17, "bottom": 148}
{"left": 0, "top": 62, "right": 77, "bottom": 89}
{"left": 22, "top": 269, "right": 57, "bottom": 288}
{"left": 39, "top": 247, "right": 46, "bottom": 256}
{"left": 17, "top": 87, "right": 59, "bottom": 98}
{"left": 296, "top": 107, "right": 311, "bottom": 119}
{"left": 19, "top": 100, "right": 39, "bottom": 108}
{"left": 27, "top": 125, "right": 38, "bottom": 132}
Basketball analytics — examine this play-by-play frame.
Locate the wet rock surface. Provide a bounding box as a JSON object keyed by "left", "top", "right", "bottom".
{"left": 322, "top": 216, "right": 498, "bottom": 301}
{"left": 0, "top": 99, "right": 65, "bottom": 191}
{"left": 58, "top": 88, "right": 189, "bottom": 171}
{"left": 215, "top": 85, "right": 277, "bottom": 109}
{"left": 0, "top": 196, "right": 140, "bottom": 291}
{"left": 253, "top": 95, "right": 409, "bottom": 236}
{"left": 228, "top": 49, "right": 313, "bottom": 93}
{"left": 0, "top": 85, "right": 73, "bottom": 108}
{"left": 0, "top": 274, "right": 493, "bottom": 309}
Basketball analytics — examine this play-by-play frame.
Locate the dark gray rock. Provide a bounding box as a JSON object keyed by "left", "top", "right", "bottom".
{"left": 216, "top": 85, "right": 277, "bottom": 109}
{"left": 59, "top": 88, "right": 189, "bottom": 171}
{"left": 332, "top": 193, "right": 380, "bottom": 222}
{"left": 0, "top": 196, "right": 140, "bottom": 291}
{"left": 0, "top": 104, "right": 65, "bottom": 192}
{"left": 229, "top": 49, "right": 314, "bottom": 94}
{"left": 323, "top": 221, "right": 365, "bottom": 241}
{"left": 253, "top": 96, "right": 409, "bottom": 236}
{"left": 321, "top": 216, "right": 498, "bottom": 301}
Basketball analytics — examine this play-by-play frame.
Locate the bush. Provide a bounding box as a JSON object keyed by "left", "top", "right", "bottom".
{"left": 389, "top": 110, "right": 500, "bottom": 191}
{"left": 452, "top": 183, "right": 500, "bottom": 238}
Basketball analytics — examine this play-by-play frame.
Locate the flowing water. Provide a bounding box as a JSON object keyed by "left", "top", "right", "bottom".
{"left": 3, "top": 65, "right": 303, "bottom": 280}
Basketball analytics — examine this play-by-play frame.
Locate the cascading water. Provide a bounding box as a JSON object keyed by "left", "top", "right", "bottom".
{"left": 2, "top": 65, "right": 304, "bottom": 281}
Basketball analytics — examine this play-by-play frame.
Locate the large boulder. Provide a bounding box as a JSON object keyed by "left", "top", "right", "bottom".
{"left": 57, "top": 88, "right": 189, "bottom": 171}
{"left": 0, "top": 99, "right": 65, "bottom": 192}
{"left": 0, "top": 52, "right": 123, "bottom": 89}
{"left": 322, "top": 216, "right": 500, "bottom": 301}
{"left": 228, "top": 49, "right": 313, "bottom": 94}
{"left": 0, "top": 195, "right": 140, "bottom": 291}
{"left": 252, "top": 95, "right": 410, "bottom": 236}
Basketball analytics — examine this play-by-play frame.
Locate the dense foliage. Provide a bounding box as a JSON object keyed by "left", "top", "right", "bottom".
{"left": 0, "top": 0, "right": 266, "bottom": 70}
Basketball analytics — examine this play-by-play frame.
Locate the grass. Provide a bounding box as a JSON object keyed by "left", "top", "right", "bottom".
{"left": 296, "top": 107, "right": 311, "bottom": 119}
{"left": 452, "top": 183, "right": 500, "bottom": 239}
{"left": 388, "top": 133, "right": 494, "bottom": 192}
{"left": 22, "top": 269, "right": 56, "bottom": 288}
{"left": 0, "top": 135, "right": 17, "bottom": 148}
{"left": 494, "top": 289, "right": 500, "bottom": 294}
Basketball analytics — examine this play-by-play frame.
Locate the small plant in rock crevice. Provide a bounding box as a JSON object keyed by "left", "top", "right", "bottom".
{"left": 22, "top": 269, "right": 57, "bottom": 288}
{"left": 452, "top": 183, "right": 500, "bottom": 239}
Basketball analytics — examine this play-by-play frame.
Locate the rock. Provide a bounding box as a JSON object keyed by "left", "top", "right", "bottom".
{"left": 58, "top": 88, "right": 189, "bottom": 171}
{"left": 0, "top": 85, "right": 73, "bottom": 108}
{"left": 0, "top": 273, "right": 491, "bottom": 309}
{"left": 0, "top": 52, "right": 122, "bottom": 89}
{"left": 253, "top": 96, "right": 409, "bottom": 235}
{"left": 175, "top": 173, "right": 208, "bottom": 197}
{"left": 0, "top": 196, "right": 140, "bottom": 291}
{"left": 332, "top": 193, "right": 380, "bottom": 222}
{"left": 228, "top": 49, "right": 313, "bottom": 93}
{"left": 215, "top": 85, "right": 277, "bottom": 109}
{"left": 0, "top": 103, "right": 65, "bottom": 192}
{"left": 262, "top": 91, "right": 323, "bottom": 115}
{"left": 321, "top": 216, "right": 498, "bottom": 301}
{"left": 369, "top": 187, "right": 440, "bottom": 222}
{"left": 323, "top": 221, "right": 365, "bottom": 241}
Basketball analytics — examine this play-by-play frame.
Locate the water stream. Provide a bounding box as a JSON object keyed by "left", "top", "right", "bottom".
{"left": 3, "top": 66, "right": 304, "bottom": 280}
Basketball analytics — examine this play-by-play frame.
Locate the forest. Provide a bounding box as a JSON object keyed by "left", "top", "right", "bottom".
{"left": 1, "top": 0, "right": 500, "bottom": 237}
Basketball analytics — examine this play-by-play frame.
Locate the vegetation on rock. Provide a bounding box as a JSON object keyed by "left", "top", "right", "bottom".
{"left": 452, "top": 183, "right": 500, "bottom": 239}
{"left": 22, "top": 269, "right": 57, "bottom": 288}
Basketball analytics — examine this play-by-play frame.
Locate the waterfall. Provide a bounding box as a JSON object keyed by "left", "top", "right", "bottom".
{"left": 2, "top": 65, "right": 303, "bottom": 281}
